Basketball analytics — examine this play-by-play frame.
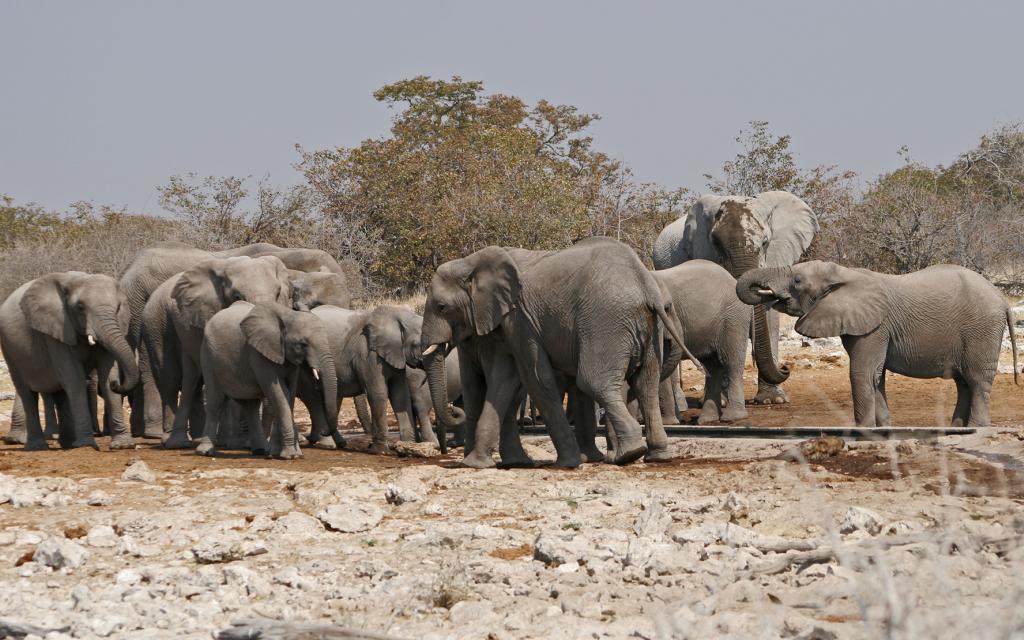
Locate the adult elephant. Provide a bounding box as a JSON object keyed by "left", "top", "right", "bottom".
{"left": 421, "top": 238, "right": 697, "bottom": 467}
{"left": 651, "top": 190, "right": 818, "bottom": 404}
{"left": 0, "top": 272, "right": 139, "bottom": 450}
{"left": 120, "top": 241, "right": 348, "bottom": 438}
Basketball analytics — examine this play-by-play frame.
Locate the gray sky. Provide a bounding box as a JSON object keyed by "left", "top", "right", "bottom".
{"left": 2, "top": 1, "right": 1023, "bottom": 213}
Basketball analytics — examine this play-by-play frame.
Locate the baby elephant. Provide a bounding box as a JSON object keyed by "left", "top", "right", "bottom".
{"left": 737, "top": 261, "right": 1018, "bottom": 428}
{"left": 653, "top": 260, "right": 750, "bottom": 424}
{"left": 196, "top": 302, "right": 338, "bottom": 458}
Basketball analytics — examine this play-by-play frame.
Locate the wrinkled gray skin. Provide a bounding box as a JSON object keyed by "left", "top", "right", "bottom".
{"left": 141, "top": 256, "right": 293, "bottom": 449}
{"left": 298, "top": 305, "right": 434, "bottom": 453}
{"left": 196, "top": 302, "right": 337, "bottom": 459}
{"left": 652, "top": 191, "right": 818, "bottom": 404}
{"left": 737, "top": 261, "right": 1019, "bottom": 428}
{"left": 289, "top": 268, "right": 352, "bottom": 311}
{"left": 421, "top": 238, "right": 697, "bottom": 468}
{"left": 406, "top": 350, "right": 461, "bottom": 448}
{"left": 120, "top": 241, "right": 347, "bottom": 438}
{"left": 0, "top": 273, "right": 139, "bottom": 450}
{"left": 653, "top": 260, "right": 750, "bottom": 425}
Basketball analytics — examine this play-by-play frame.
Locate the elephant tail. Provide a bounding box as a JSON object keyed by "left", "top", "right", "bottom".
{"left": 651, "top": 301, "right": 705, "bottom": 376}
{"left": 1008, "top": 307, "right": 1019, "bottom": 386}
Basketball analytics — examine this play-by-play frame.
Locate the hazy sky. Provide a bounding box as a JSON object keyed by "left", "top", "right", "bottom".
{"left": 2, "top": 1, "right": 1023, "bottom": 213}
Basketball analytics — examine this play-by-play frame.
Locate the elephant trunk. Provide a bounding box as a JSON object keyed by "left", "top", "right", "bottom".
{"left": 317, "top": 350, "right": 339, "bottom": 433}
{"left": 425, "top": 348, "right": 464, "bottom": 454}
{"left": 731, "top": 263, "right": 791, "bottom": 386}
{"left": 95, "top": 307, "right": 140, "bottom": 394}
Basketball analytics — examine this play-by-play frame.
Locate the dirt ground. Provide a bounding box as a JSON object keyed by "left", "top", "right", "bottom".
{"left": 1, "top": 335, "right": 1024, "bottom": 639}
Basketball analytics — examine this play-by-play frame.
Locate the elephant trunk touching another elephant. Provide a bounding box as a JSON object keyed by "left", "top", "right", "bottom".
{"left": 730, "top": 260, "right": 790, "bottom": 386}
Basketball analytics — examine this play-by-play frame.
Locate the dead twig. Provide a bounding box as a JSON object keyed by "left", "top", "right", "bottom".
{"left": 216, "top": 619, "right": 410, "bottom": 640}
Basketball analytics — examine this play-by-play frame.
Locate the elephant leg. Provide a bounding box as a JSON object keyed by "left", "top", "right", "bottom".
{"left": 965, "top": 372, "right": 994, "bottom": 429}
{"left": 406, "top": 371, "right": 439, "bottom": 446}
{"left": 754, "top": 308, "right": 790, "bottom": 405}
{"left": 659, "top": 377, "right": 679, "bottom": 426}
{"left": 388, "top": 373, "right": 417, "bottom": 443}
{"left": 259, "top": 376, "right": 299, "bottom": 459}
{"left": 843, "top": 336, "right": 884, "bottom": 429}
{"left": 242, "top": 400, "right": 269, "bottom": 457}
{"left": 49, "top": 353, "right": 97, "bottom": 449}
{"left": 98, "top": 358, "right": 133, "bottom": 449}
{"left": 137, "top": 347, "right": 164, "bottom": 439}
{"left": 299, "top": 375, "right": 335, "bottom": 449}
{"left": 570, "top": 385, "right": 603, "bottom": 463}
{"left": 951, "top": 377, "right": 971, "bottom": 429}
{"left": 874, "top": 371, "right": 891, "bottom": 427}
{"left": 53, "top": 391, "right": 75, "bottom": 449}
{"left": 194, "top": 373, "right": 226, "bottom": 457}
{"left": 13, "top": 382, "right": 46, "bottom": 451}
{"left": 511, "top": 345, "right": 581, "bottom": 468}
{"left": 458, "top": 361, "right": 486, "bottom": 455}
{"left": 498, "top": 383, "right": 532, "bottom": 467}
{"left": 698, "top": 362, "right": 724, "bottom": 425}
{"left": 361, "top": 366, "right": 392, "bottom": 454}
{"left": 164, "top": 360, "right": 198, "bottom": 449}
{"left": 721, "top": 345, "right": 749, "bottom": 422}
{"left": 42, "top": 394, "right": 59, "bottom": 440}
{"left": 87, "top": 371, "right": 100, "bottom": 436}
{"left": 463, "top": 357, "right": 520, "bottom": 468}
{"left": 353, "top": 394, "right": 372, "bottom": 435}
{"left": 188, "top": 387, "right": 206, "bottom": 439}
{"left": 218, "top": 401, "right": 250, "bottom": 450}
{"left": 634, "top": 347, "right": 672, "bottom": 462}
{"left": 671, "top": 365, "right": 688, "bottom": 417}
{"left": 5, "top": 391, "right": 28, "bottom": 445}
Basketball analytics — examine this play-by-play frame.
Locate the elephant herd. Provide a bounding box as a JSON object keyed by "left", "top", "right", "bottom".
{"left": 0, "top": 190, "right": 1018, "bottom": 466}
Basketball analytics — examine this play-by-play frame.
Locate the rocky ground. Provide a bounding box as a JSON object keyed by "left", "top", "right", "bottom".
{"left": 2, "top": 323, "right": 1024, "bottom": 640}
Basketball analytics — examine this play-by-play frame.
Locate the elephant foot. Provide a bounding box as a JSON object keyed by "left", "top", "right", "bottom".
{"left": 24, "top": 439, "right": 49, "bottom": 451}
{"left": 660, "top": 413, "right": 681, "bottom": 426}
{"left": 552, "top": 453, "right": 582, "bottom": 469}
{"left": 67, "top": 437, "right": 99, "bottom": 450}
{"left": 311, "top": 436, "right": 337, "bottom": 450}
{"left": 194, "top": 438, "right": 217, "bottom": 456}
{"left": 697, "top": 408, "right": 720, "bottom": 425}
{"left": 611, "top": 437, "right": 647, "bottom": 466}
{"left": 367, "top": 441, "right": 390, "bottom": 455}
{"left": 753, "top": 384, "right": 789, "bottom": 405}
{"left": 331, "top": 432, "right": 348, "bottom": 449}
{"left": 461, "top": 452, "right": 497, "bottom": 469}
{"left": 275, "top": 446, "right": 302, "bottom": 460}
{"left": 579, "top": 447, "right": 606, "bottom": 464}
{"left": 3, "top": 432, "right": 27, "bottom": 445}
{"left": 720, "top": 407, "right": 749, "bottom": 423}
{"left": 109, "top": 436, "right": 137, "bottom": 450}
{"left": 162, "top": 431, "right": 194, "bottom": 450}
{"left": 950, "top": 417, "right": 965, "bottom": 429}
{"left": 644, "top": 447, "right": 674, "bottom": 463}
{"left": 142, "top": 425, "right": 164, "bottom": 440}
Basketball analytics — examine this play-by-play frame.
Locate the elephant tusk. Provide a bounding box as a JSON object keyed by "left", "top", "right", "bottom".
{"left": 422, "top": 344, "right": 439, "bottom": 356}
{"left": 757, "top": 289, "right": 775, "bottom": 296}
{"left": 87, "top": 334, "right": 97, "bottom": 346}
{"left": 312, "top": 368, "right": 320, "bottom": 381}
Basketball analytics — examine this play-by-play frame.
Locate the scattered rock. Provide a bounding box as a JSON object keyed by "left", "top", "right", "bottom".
{"left": 86, "top": 490, "right": 114, "bottom": 506}
{"left": 384, "top": 483, "right": 421, "bottom": 505}
{"left": 318, "top": 502, "right": 383, "bottom": 533}
{"left": 191, "top": 538, "right": 268, "bottom": 564}
{"left": 34, "top": 536, "right": 89, "bottom": 570}
{"left": 121, "top": 460, "right": 156, "bottom": 483}
{"left": 390, "top": 440, "right": 439, "bottom": 458}
{"left": 839, "top": 506, "right": 883, "bottom": 535}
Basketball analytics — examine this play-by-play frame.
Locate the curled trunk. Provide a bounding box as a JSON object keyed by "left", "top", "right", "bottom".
{"left": 95, "top": 308, "right": 140, "bottom": 393}
{"left": 425, "top": 349, "right": 464, "bottom": 454}
{"left": 729, "top": 265, "right": 791, "bottom": 386}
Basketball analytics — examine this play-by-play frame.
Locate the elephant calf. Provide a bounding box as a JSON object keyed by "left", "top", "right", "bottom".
{"left": 653, "top": 260, "right": 750, "bottom": 424}
{"left": 195, "top": 302, "right": 338, "bottom": 458}
{"left": 299, "top": 305, "right": 437, "bottom": 454}
{"left": 737, "top": 261, "right": 1019, "bottom": 428}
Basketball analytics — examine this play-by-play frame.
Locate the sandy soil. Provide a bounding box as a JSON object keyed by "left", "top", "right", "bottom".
{"left": 1, "top": 334, "right": 1023, "bottom": 639}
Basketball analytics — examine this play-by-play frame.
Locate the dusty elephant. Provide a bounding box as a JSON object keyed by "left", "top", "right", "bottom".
{"left": 652, "top": 190, "right": 818, "bottom": 405}
{"left": 299, "top": 305, "right": 436, "bottom": 453}
{"left": 653, "top": 260, "right": 751, "bottom": 425}
{"left": 195, "top": 302, "right": 338, "bottom": 458}
{"left": 421, "top": 238, "right": 698, "bottom": 468}
{"left": 736, "top": 261, "right": 1019, "bottom": 428}
{"left": 0, "top": 272, "right": 139, "bottom": 450}
{"left": 141, "top": 256, "right": 293, "bottom": 448}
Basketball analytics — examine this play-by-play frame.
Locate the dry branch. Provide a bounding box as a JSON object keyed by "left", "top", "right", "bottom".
{"left": 216, "top": 619, "right": 410, "bottom": 640}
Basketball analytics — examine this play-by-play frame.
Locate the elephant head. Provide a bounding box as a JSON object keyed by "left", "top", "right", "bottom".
{"left": 680, "top": 191, "right": 818, "bottom": 383}
{"left": 20, "top": 272, "right": 139, "bottom": 393}
{"left": 364, "top": 305, "right": 425, "bottom": 370}
{"left": 240, "top": 303, "right": 339, "bottom": 441}
{"left": 172, "top": 256, "right": 293, "bottom": 329}
{"left": 420, "top": 246, "right": 518, "bottom": 444}
{"left": 289, "top": 268, "right": 351, "bottom": 311}
{"left": 736, "top": 261, "right": 890, "bottom": 338}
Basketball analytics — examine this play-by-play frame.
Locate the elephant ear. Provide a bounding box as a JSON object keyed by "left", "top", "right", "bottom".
{"left": 20, "top": 273, "right": 76, "bottom": 344}
{"left": 678, "top": 195, "right": 724, "bottom": 263}
{"left": 116, "top": 290, "right": 132, "bottom": 335}
{"left": 795, "top": 265, "right": 888, "bottom": 338}
{"left": 760, "top": 191, "right": 820, "bottom": 267}
{"left": 257, "top": 255, "right": 293, "bottom": 306}
{"left": 365, "top": 307, "right": 406, "bottom": 369}
{"left": 171, "top": 261, "right": 225, "bottom": 328}
{"left": 240, "top": 304, "right": 285, "bottom": 364}
{"left": 466, "top": 246, "right": 521, "bottom": 335}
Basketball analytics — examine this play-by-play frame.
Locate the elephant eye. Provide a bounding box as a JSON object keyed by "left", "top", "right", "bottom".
{"left": 436, "top": 302, "right": 447, "bottom": 312}
{"left": 793, "top": 275, "right": 802, "bottom": 284}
